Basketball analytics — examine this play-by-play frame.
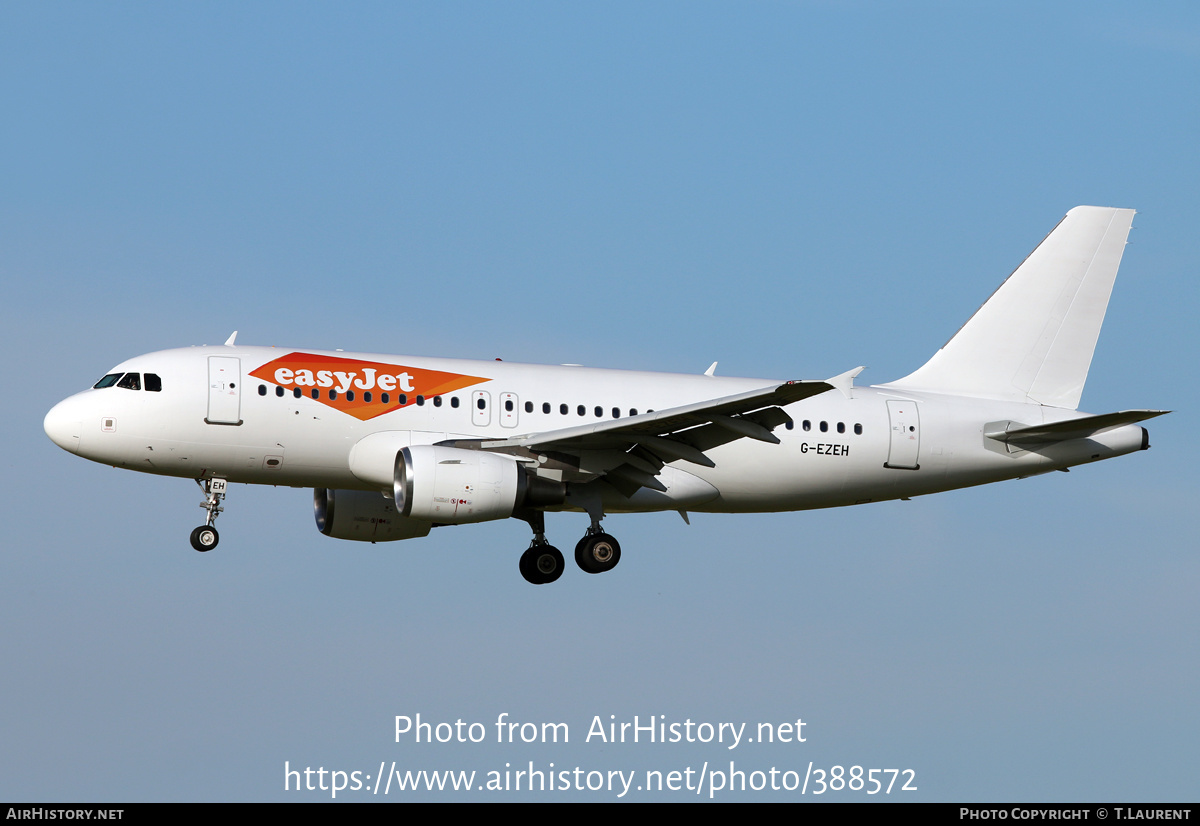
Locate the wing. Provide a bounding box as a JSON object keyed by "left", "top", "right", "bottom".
{"left": 439, "top": 368, "right": 860, "bottom": 497}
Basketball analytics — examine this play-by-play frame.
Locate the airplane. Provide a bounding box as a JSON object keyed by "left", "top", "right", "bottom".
{"left": 44, "top": 206, "right": 1166, "bottom": 584}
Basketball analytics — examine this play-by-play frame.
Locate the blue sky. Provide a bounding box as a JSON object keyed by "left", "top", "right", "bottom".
{"left": 2, "top": 2, "right": 1196, "bottom": 801}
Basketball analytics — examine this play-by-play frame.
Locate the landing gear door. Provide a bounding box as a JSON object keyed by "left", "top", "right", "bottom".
{"left": 885, "top": 399, "right": 920, "bottom": 470}
{"left": 207, "top": 356, "right": 242, "bottom": 425}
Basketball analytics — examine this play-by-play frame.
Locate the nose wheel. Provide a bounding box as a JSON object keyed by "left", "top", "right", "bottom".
{"left": 190, "top": 525, "right": 219, "bottom": 552}
{"left": 191, "top": 477, "right": 226, "bottom": 553}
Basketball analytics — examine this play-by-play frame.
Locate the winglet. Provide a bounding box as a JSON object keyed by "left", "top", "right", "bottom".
{"left": 224, "top": 331, "right": 239, "bottom": 347}
{"left": 704, "top": 362, "right": 718, "bottom": 377}
{"left": 827, "top": 366, "right": 865, "bottom": 399}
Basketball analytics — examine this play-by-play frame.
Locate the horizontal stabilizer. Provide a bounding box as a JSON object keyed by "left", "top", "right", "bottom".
{"left": 985, "top": 409, "right": 1168, "bottom": 447}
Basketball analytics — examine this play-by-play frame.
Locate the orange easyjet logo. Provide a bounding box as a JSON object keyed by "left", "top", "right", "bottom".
{"left": 249, "top": 353, "right": 489, "bottom": 421}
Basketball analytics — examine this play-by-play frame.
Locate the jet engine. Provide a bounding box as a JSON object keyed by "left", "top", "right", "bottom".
{"left": 314, "top": 488, "right": 433, "bottom": 542}
{"left": 394, "top": 445, "right": 564, "bottom": 524}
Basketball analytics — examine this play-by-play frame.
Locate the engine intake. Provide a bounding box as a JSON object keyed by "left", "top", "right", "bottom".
{"left": 394, "top": 445, "right": 564, "bottom": 524}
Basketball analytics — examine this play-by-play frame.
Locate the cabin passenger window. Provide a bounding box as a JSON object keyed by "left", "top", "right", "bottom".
{"left": 525, "top": 401, "right": 533, "bottom": 413}
{"left": 594, "top": 406, "right": 602, "bottom": 417}
{"left": 451, "top": 397, "right": 460, "bottom": 408}
{"left": 542, "top": 402, "right": 551, "bottom": 414}
{"left": 93, "top": 373, "right": 122, "bottom": 389}
{"left": 433, "top": 396, "right": 442, "bottom": 407}
{"left": 612, "top": 407, "right": 620, "bottom": 418}
{"left": 258, "top": 385, "right": 267, "bottom": 396}
{"left": 117, "top": 373, "right": 141, "bottom": 391}
{"left": 819, "top": 421, "right": 828, "bottom": 432}
{"left": 803, "top": 420, "right": 811, "bottom": 431}
{"left": 346, "top": 391, "right": 355, "bottom": 401}
{"left": 854, "top": 423, "right": 862, "bottom": 435}
{"left": 311, "top": 389, "right": 319, "bottom": 399}
{"left": 416, "top": 395, "right": 424, "bottom": 406}
{"left": 381, "top": 393, "right": 390, "bottom": 404}
{"left": 364, "top": 391, "right": 373, "bottom": 403}
{"left": 476, "top": 397, "right": 485, "bottom": 410}
{"left": 294, "top": 388, "right": 302, "bottom": 399}
{"left": 837, "top": 422, "right": 845, "bottom": 434}
{"left": 275, "top": 386, "right": 284, "bottom": 397}
{"left": 577, "top": 405, "right": 585, "bottom": 416}
{"left": 144, "top": 374, "right": 162, "bottom": 392}
{"left": 560, "top": 404, "right": 568, "bottom": 415}
{"left": 505, "top": 400, "right": 514, "bottom": 412}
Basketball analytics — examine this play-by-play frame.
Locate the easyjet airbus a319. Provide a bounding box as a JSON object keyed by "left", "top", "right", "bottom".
{"left": 45, "top": 207, "right": 1166, "bottom": 583}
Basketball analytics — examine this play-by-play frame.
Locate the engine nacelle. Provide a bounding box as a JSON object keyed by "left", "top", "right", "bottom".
{"left": 314, "top": 488, "right": 433, "bottom": 542}
{"left": 394, "top": 445, "right": 564, "bottom": 524}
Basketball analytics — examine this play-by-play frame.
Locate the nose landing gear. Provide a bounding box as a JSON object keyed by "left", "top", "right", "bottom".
{"left": 190, "top": 525, "right": 219, "bottom": 552}
{"left": 190, "top": 477, "right": 226, "bottom": 552}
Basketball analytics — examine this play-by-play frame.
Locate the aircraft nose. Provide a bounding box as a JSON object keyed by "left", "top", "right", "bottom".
{"left": 44, "top": 398, "right": 83, "bottom": 454}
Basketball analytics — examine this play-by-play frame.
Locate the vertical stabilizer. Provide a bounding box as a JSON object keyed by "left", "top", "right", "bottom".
{"left": 884, "top": 206, "right": 1135, "bottom": 409}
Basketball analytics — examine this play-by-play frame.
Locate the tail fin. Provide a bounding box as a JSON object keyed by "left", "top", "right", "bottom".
{"left": 885, "top": 206, "right": 1135, "bottom": 409}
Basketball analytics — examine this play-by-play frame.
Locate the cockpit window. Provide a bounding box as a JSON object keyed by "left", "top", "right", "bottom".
{"left": 94, "top": 372, "right": 159, "bottom": 390}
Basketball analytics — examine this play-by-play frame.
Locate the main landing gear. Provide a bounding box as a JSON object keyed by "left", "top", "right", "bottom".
{"left": 575, "top": 530, "right": 621, "bottom": 575}
{"left": 190, "top": 477, "right": 226, "bottom": 552}
{"left": 518, "top": 510, "right": 564, "bottom": 584}
{"left": 519, "top": 542, "right": 565, "bottom": 585}
{"left": 517, "top": 511, "right": 621, "bottom": 585}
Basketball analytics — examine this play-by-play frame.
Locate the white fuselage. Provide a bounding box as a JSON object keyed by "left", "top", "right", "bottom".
{"left": 40, "top": 207, "right": 1161, "bottom": 583}
{"left": 43, "top": 344, "right": 1147, "bottom": 516}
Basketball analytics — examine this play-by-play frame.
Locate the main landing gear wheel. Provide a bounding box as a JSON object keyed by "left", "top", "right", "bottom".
{"left": 190, "top": 525, "right": 219, "bottom": 552}
{"left": 575, "top": 532, "right": 621, "bottom": 574}
{"left": 519, "top": 544, "right": 564, "bottom": 585}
